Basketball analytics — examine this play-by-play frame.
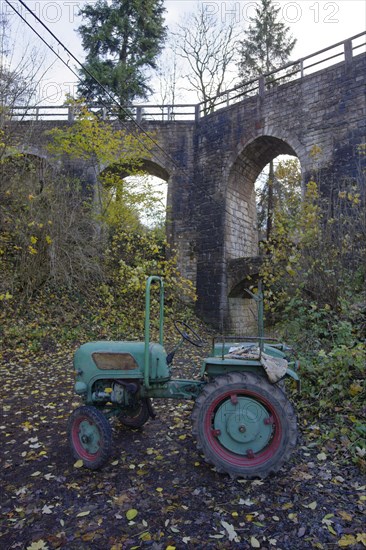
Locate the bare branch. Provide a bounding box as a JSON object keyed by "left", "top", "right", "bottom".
{"left": 172, "top": 5, "right": 240, "bottom": 113}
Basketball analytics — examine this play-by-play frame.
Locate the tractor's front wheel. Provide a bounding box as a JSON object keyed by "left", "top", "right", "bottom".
{"left": 68, "top": 406, "right": 112, "bottom": 469}
{"left": 192, "top": 373, "right": 297, "bottom": 479}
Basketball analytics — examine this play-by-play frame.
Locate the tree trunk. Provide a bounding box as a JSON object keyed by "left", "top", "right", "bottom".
{"left": 266, "top": 160, "right": 274, "bottom": 240}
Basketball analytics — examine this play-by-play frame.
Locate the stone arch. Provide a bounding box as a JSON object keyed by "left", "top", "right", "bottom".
{"left": 99, "top": 157, "right": 171, "bottom": 229}
{"left": 140, "top": 159, "right": 170, "bottom": 182}
{"left": 3, "top": 147, "right": 51, "bottom": 165}
{"left": 225, "top": 135, "right": 299, "bottom": 263}
{"left": 100, "top": 158, "right": 170, "bottom": 182}
{"left": 224, "top": 135, "right": 300, "bottom": 333}
{"left": 21, "top": 145, "right": 49, "bottom": 157}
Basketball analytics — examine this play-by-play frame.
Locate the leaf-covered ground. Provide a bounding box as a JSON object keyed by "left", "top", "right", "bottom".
{"left": 1, "top": 344, "right": 365, "bottom": 550}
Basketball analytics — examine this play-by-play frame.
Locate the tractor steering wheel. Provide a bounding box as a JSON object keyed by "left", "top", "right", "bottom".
{"left": 174, "top": 320, "right": 204, "bottom": 348}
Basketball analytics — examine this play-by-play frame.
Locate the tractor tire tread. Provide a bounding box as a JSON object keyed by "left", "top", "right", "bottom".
{"left": 68, "top": 405, "right": 113, "bottom": 470}
{"left": 119, "top": 398, "right": 150, "bottom": 428}
{"left": 191, "top": 372, "right": 297, "bottom": 479}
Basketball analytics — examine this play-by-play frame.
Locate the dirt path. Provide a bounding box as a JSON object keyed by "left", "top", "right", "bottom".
{"left": 1, "top": 348, "right": 365, "bottom": 549}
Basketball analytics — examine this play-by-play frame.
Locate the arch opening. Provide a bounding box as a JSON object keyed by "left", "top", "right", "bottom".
{"left": 100, "top": 158, "right": 170, "bottom": 232}
{"left": 226, "top": 136, "right": 299, "bottom": 262}
{"left": 226, "top": 135, "right": 300, "bottom": 334}
{"left": 255, "top": 154, "right": 301, "bottom": 242}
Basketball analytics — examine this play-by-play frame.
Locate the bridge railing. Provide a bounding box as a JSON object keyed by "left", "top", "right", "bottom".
{"left": 7, "top": 31, "right": 365, "bottom": 123}
{"left": 196, "top": 31, "right": 365, "bottom": 117}
{"left": 8, "top": 103, "right": 197, "bottom": 123}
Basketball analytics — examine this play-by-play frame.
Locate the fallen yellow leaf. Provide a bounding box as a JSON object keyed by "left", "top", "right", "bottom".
{"left": 26, "top": 541, "right": 49, "bottom": 550}
{"left": 303, "top": 501, "right": 317, "bottom": 510}
{"left": 338, "top": 511, "right": 353, "bottom": 522}
{"left": 126, "top": 509, "right": 138, "bottom": 520}
{"left": 76, "top": 511, "right": 90, "bottom": 517}
{"left": 349, "top": 383, "right": 363, "bottom": 396}
{"left": 250, "top": 536, "right": 260, "bottom": 548}
{"left": 73, "top": 460, "right": 84, "bottom": 468}
{"left": 338, "top": 534, "right": 357, "bottom": 547}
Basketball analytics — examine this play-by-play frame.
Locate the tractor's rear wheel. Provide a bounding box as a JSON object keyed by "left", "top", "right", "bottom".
{"left": 192, "top": 373, "right": 297, "bottom": 479}
{"left": 118, "top": 398, "right": 150, "bottom": 428}
{"left": 68, "top": 406, "right": 112, "bottom": 469}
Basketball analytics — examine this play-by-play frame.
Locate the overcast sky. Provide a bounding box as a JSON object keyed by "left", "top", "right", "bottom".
{"left": 2, "top": 0, "right": 365, "bottom": 104}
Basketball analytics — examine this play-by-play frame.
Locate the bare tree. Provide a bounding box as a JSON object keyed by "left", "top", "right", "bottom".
{"left": 0, "top": 14, "right": 51, "bottom": 113}
{"left": 0, "top": 12, "right": 58, "bottom": 171}
{"left": 173, "top": 5, "right": 240, "bottom": 114}
{"left": 154, "top": 40, "right": 181, "bottom": 119}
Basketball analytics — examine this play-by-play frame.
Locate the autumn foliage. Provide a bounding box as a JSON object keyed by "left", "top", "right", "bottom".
{"left": 258, "top": 151, "right": 365, "bottom": 469}
{"left": 0, "top": 102, "right": 196, "bottom": 349}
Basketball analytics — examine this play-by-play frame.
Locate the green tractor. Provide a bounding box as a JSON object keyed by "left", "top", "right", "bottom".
{"left": 68, "top": 276, "right": 300, "bottom": 478}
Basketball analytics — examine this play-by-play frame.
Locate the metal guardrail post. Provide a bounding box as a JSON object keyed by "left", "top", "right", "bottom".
{"left": 195, "top": 104, "right": 200, "bottom": 122}
{"left": 136, "top": 106, "right": 142, "bottom": 123}
{"left": 68, "top": 106, "right": 74, "bottom": 123}
{"left": 258, "top": 76, "right": 265, "bottom": 96}
{"left": 344, "top": 39, "right": 353, "bottom": 65}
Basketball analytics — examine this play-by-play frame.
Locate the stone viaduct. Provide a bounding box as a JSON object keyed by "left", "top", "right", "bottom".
{"left": 9, "top": 34, "right": 366, "bottom": 332}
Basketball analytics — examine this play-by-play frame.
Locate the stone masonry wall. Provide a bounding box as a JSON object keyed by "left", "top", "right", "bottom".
{"left": 192, "top": 53, "right": 365, "bottom": 330}
{"left": 10, "top": 52, "right": 366, "bottom": 331}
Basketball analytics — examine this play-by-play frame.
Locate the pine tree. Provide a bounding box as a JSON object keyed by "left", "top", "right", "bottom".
{"left": 238, "top": 0, "right": 296, "bottom": 81}
{"left": 237, "top": 0, "right": 296, "bottom": 239}
{"left": 77, "top": 0, "right": 166, "bottom": 106}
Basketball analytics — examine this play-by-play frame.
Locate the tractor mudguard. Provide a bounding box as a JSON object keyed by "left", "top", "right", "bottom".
{"left": 283, "top": 366, "right": 301, "bottom": 392}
